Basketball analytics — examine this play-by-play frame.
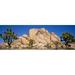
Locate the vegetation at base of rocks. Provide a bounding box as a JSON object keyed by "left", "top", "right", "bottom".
{"left": 26, "top": 39, "right": 34, "bottom": 49}
{"left": 60, "top": 32, "right": 75, "bottom": 48}
{"left": 44, "top": 41, "right": 63, "bottom": 49}
{"left": 44, "top": 43, "right": 51, "bottom": 49}
{"left": 0, "top": 28, "right": 18, "bottom": 48}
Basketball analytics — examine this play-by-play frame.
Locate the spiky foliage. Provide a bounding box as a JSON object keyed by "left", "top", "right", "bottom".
{"left": 0, "top": 28, "right": 18, "bottom": 48}
{"left": 60, "top": 32, "right": 75, "bottom": 48}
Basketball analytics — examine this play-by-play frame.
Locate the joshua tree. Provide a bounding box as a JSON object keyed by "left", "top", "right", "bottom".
{"left": 0, "top": 28, "right": 18, "bottom": 48}
{"left": 60, "top": 32, "right": 75, "bottom": 48}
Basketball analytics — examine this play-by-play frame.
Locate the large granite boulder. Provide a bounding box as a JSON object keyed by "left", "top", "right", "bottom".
{"left": 11, "top": 34, "right": 30, "bottom": 49}
{"left": 29, "top": 28, "right": 62, "bottom": 49}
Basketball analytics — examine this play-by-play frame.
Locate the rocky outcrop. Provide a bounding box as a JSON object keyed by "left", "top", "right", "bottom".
{"left": 0, "top": 28, "right": 63, "bottom": 49}
{"left": 50, "top": 32, "right": 60, "bottom": 42}
{"left": 0, "top": 43, "right": 8, "bottom": 49}
{"left": 11, "top": 34, "right": 30, "bottom": 49}
{"left": 29, "top": 28, "right": 51, "bottom": 49}
{"left": 29, "top": 28, "right": 62, "bottom": 49}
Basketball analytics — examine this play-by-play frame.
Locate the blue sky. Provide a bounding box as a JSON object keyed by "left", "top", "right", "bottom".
{"left": 0, "top": 25, "right": 75, "bottom": 43}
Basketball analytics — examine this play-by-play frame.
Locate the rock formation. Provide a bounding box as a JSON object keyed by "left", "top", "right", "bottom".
{"left": 0, "top": 28, "right": 63, "bottom": 49}
{"left": 29, "top": 28, "right": 51, "bottom": 49}
{"left": 11, "top": 34, "right": 30, "bottom": 49}
{"left": 29, "top": 28, "right": 62, "bottom": 49}
{"left": 0, "top": 43, "right": 8, "bottom": 49}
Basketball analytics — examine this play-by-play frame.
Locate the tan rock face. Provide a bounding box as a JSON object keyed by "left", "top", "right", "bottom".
{"left": 50, "top": 32, "right": 60, "bottom": 42}
{"left": 29, "top": 28, "right": 50, "bottom": 42}
{"left": 29, "top": 28, "right": 62, "bottom": 49}
{"left": 69, "top": 43, "right": 75, "bottom": 49}
{"left": 29, "top": 28, "right": 51, "bottom": 49}
{"left": 11, "top": 35, "right": 30, "bottom": 49}
{"left": 0, "top": 43, "right": 8, "bottom": 49}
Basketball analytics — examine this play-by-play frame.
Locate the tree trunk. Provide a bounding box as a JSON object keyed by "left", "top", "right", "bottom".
{"left": 8, "top": 43, "right": 11, "bottom": 48}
